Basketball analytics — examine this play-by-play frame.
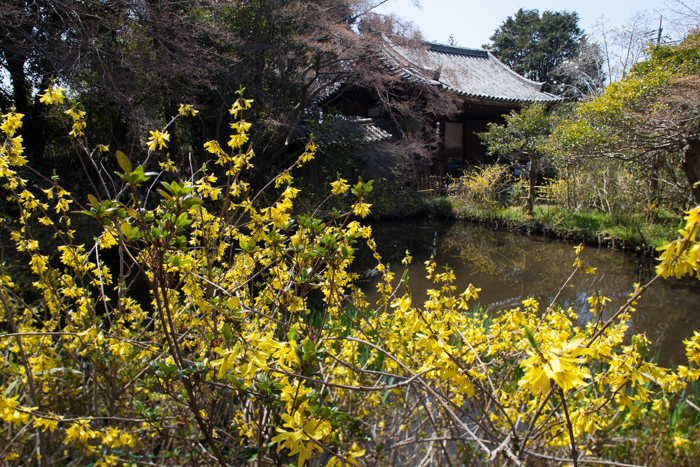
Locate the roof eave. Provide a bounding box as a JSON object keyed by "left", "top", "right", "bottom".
{"left": 450, "top": 87, "right": 564, "bottom": 104}
{"left": 379, "top": 39, "right": 563, "bottom": 104}
{"left": 485, "top": 51, "right": 547, "bottom": 91}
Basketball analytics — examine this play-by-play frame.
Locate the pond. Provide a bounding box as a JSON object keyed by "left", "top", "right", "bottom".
{"left": 354, "top": 219, "right": 700, "bottom": 365}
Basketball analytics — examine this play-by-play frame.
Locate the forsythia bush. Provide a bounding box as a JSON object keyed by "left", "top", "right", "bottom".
{"left": 1, "top": 85, "right": 700, "bottom": 467}
{"left": 447, "top": 164, "right": 512, "bottom": 210}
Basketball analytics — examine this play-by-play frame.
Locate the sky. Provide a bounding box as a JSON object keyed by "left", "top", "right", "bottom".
{"left": 374, "top": 1, "right": 682, "bottom": 48}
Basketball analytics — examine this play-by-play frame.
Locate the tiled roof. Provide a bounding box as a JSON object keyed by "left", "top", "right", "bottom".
{"left": 313, "top": 117, "right": 393, "bottom": 147}
{"left": 379, "top": 35, "right": 562, "bottom": 104}
{"left": 357, "top": 118, "right": 393, "bottom": 143}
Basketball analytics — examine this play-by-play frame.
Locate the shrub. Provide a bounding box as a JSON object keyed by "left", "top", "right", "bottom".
{"left": 448, "top": 164, "right": 512, "bottom": 210}
{"left": 426, "top": 196, "right": 454, "bottom": 218}
{"left": 1, "top": 86, "right": 700, "bottom": 467}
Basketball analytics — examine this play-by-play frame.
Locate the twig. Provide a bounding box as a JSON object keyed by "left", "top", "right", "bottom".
{"left": 560, "top": 387, "right": 579, "bottom": 467}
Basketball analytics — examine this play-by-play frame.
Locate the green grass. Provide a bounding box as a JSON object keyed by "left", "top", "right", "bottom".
{"left": 449, "top": 200, "right": 681, "bottom": 249}
{"left": 292, "top": 185, "right": 682, "bottom": 250}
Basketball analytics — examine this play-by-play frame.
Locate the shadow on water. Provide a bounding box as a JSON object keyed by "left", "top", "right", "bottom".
{"left": 354, "top": 219, "right": 700, "bottom": 365}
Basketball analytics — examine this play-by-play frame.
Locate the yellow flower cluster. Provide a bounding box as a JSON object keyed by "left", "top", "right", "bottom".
{"left": 38, "top": 83, "right": 65, "bottom": 105}
{"left": 2, "top": 85, "right": 700, "bottom": 466}
{"left": 65, "top": 108, "right": 87, "bottom": 137}
{"left": 147, "top": 129, "right": 169, "bottom": 151}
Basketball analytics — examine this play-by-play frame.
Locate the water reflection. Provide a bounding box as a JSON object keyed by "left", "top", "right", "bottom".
{"left": 356, "top": 220, "right": 700, "bottom": 365}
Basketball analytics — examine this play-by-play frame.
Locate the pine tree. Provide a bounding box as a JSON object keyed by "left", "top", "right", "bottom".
{"left": 486, "top": 9, "right": 589, "bottom": 94}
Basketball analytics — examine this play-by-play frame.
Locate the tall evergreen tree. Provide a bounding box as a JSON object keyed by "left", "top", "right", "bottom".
{"left": 486, "top": 9, "right": 586, "bottom": 93}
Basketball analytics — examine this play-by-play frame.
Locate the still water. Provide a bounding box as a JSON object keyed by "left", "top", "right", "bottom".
{"left": 355, "top": 219, "right": 700, "bottom": 365}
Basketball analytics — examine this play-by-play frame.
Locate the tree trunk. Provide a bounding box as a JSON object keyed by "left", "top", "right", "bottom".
{"left": 6, "top": 52, "right": 29, "bottom": 117}
{"left": 683, "top": 138, "right": 700, "bottom": 205}
{"left": 29, "top": 74, "right": 50, "bottom": 164}
{"left": 650, "top": 154, "right": 660, "bottom": 206}
{"left": 527, "top": 154, "right": 538, "bottom": 215}
{"left": 6, "top": 52, "right": 49, "bottom": 164}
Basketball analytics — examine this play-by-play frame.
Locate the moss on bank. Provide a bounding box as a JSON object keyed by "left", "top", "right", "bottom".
{"left": 443, "top": 198, "right": 682, "bottom": 256}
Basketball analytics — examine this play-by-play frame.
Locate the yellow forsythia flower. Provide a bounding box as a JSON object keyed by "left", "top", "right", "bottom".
{"left": 178, "top": 104, "right": 198, "bottom": 116}
{"left": 159, "top": 158, "right": 176, "bottom": 173}
{"left": 147, "top": 130, "right": 169, "bottom": 151}
{"left": 330, "top": 178, "right": 349, "bottom": 195}
{"left": 353, "top": 202, "right": 371, "bottom": 218}
{"left": 203, "top": 140, "right": 224, "bottom": 155}
{"left": 39, "top": 84, "right": 65, "bottom": 105}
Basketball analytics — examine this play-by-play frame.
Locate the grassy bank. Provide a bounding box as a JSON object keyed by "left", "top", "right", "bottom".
{"left": 290, "top": 179, "right": 682, "bottom": 256}
{"left": 440, "top": 198, "right": 682, "bottom": 255}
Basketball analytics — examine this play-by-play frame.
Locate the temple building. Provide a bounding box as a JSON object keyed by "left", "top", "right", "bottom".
{"left": 321, "top": 35, "right": 561, "bottom": 177}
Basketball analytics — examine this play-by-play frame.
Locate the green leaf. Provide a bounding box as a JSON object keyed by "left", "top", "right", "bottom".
{"left": 182, "top": 197, "right": 203, "bottom": 210}
{"left": 156, "top": 189, "right": 172, "bottom": 201}
{"left": 302, "top": 339, "right": 316, "bottom": 355}
{"left": 116, "top": 150, "right": 132, "bottom": 174}
{"left": 222, "top": 323, "right": 233, "bottom": 345}
{"left": 131, "top": 166, "right": 151, "bottom": 183}
{"left": 176, "top": 212, "right": 190, "bottom": 227}
{"left": 523, "top": 325, "right": 538, "bottom": 351}
{"left": 87, "top": 194, "right": 101, "bottom": 209}
{"left": 120, "top": 222, "right": 139, "bottom": 240}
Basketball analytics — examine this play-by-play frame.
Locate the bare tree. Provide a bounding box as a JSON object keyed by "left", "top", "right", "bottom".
{"left": 663, "top": 0, "right": 700, "bottom": 34}
{"left": 0, "top": 0, "right": 239, "bottom": 164}
{"left": 590, "top": 12, "right": 658, "bottom": 84}
{"left": 552, "top": 37, "right": 606, "bottom": 98}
